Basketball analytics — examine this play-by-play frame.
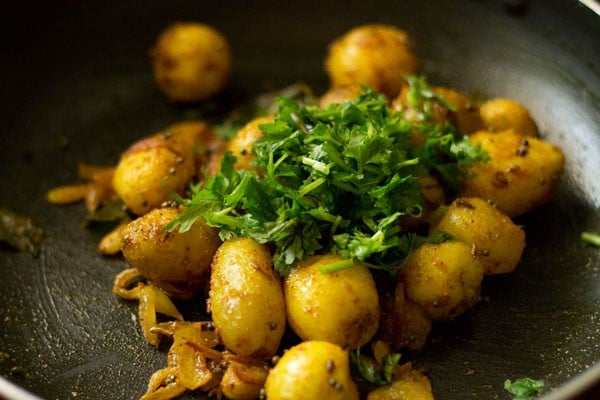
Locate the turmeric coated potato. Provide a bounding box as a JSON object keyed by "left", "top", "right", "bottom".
{"left": 121, "top": 207, "right": 221, "bottom": 299}
{"left": 325, "top": 24, "right": 418, "bottom": 98}
{"left": 461, "top": 130, "right": 565, "bottom": 217}
{"left": 209, "top": 237, "right": 286, "bottom": 358}
{"left": 227, "top": 116, "right": 273, "bottom": 171}
{"left": 433, "top": 87, "right": 483, "bottom": 134}
{"left": 264, "top": 340, "right": 359, "bottom": 400}
{"left": 401, "top": 241, "right": 485, "bottom": 321}
{"left": 367, "top": 378, "right": 434, "bottom": 400}
{"left": 319, "top": 84, "right": 363, "bottom": 108}
{"left": 431, "top": 197, "right": 525, "bottom": 275}
{"left": 113, "top": 121, "right": 211, "bottom": 216}
{"left": 479, "top": 98, "right": 538, "bottom": 136}
{"left": 284, "top": 254, "right": 380, "bottom": 349}
{"left": 152, "top": 22, "right": 231, "bottom": 102}
{"left": 220, "top": 361, "right": 269, "bottom": 400}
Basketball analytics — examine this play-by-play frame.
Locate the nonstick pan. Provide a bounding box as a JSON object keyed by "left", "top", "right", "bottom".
{"left": 1, "top": 0, "right": 599, "bottom": 399}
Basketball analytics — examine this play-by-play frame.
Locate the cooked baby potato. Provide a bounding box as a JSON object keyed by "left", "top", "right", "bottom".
{"left": 367, "top": 377, "right": 434, "bottom": 400}
{"left": 479, "top": 98, "right": 538, "bottom": 136}
{"left": 319, "top": 84, "right": 363, "bottom": 107}
{"left": 227, "top": 115, "right": 273, "bottom": 171}
{"left": 264, "top": 340, "right": 360, "bottom": 400}
{"left": 461, "top": 130, "right": 565, "bottom": 217}
{"left": 209, "top": 237, "right": 286, "bottom": 358}
{"left": 284, "top": 254, "right": 380, "bottom": 349}
{"left": 325, "top": 24, "right": 418, "bottom": 99}
{"left": 121, "top": 207, "right": 221, "bottom": 299}
{"left": 431, "top": 197, "right": 525, "bottom": 275}
{"left": 152, "top": 22, "right": 231, "bottom": 102}
{"left": 401, "top": 241, "right": 485, "bottom": 321}
{"left": 433, "top": 87, "right": 483, "bottom": 134}
{"left": 113, "top": 121, "right": 211, "bottom": 216}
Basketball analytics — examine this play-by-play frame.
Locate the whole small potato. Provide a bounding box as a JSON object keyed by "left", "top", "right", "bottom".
{"left": 431, "top": 197, "right": 525, "bottom": 275}
{"left": 461, "top": 130, "right": 565, "bottom": 217}
{"left": 227, "top": 116, "right": 274, "bottom": 172}
{"left": 433, "top": 86, "right": 483, "bottom": 134}
{"left": 319, "top": 84, "right": 363, "bottom": 108}
{"left": 401, "top": 241, "right": 485, "bottom": 320}
{"left": 264, "top": 340, "right": 359, "bottom": 400}
{"left": 152, "top": 22, "right": 231, "bottom": 102}
{"left": 284, "top": 254, "right": 380, "bottom": 349}
{"left": 209, "top": 237, "right": 286, "bottom": 358}
{"left": 121, "top": 207, "right": 221, "bottom": 298}
{"left": 325, "top": 24, "right": 418, "bottom": 98}
{"left": 113, "top": 121, "right": 210, "bottom": 216}
{"left": 479, "top": 98, "right": 538, "bottom": 136}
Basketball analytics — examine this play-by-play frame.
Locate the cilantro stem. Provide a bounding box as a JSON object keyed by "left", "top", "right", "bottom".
{"left": 298, "top": 177, "right": 326, "bottom": 197}
{"left": 302, "top": 157, "right": 330, "bottom": 175}
{"left": 318, "top": 259, "right": 356, "bottom": 274}
{"left": 581, "top": 231, "right": 600, "bottom": 247}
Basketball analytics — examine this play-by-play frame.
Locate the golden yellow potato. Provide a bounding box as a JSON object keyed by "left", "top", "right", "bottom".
{"left": 399, "top": 175, "right": 446, "bottom": 232}
{"left": 479, "top": 98, "right": 538, "bottom": 136}
{"left": 264, "top": 340, "right": 359, "bottom": 400}
{"left": 431, "top": 197, "right": 525, "bottom": 275}
{"left": 121, "top": 207, "right": 221, "bottom": 298}
{"left": 209, "top": 237, "right": 286, "bottom": 358}
{"left": 319, "top": 84, "right": 363, "bottom": 108}
{"left": 325, "top": 24, "right": 418, "bottom": 98}
{"left": 113, "top": 121, "right": 210, "bottom": 216}
{"left": 152, "top": 22, "right": 231, "bottom": 102}
{"left": 284, "top": 254, "right": 380, "bottom": 348}
{"left": 400, "top": 241, "right": 485, "bottom": 321}
{"left": 461, "top": 130, "right": 565, "bottom": 217}
{"left": 367, "top": 380, "right": 434, "bottom": 400}
{"left": 433, "top": 86, "right": 483, "bottom": 134}
{"left": 227, "top": 116, "right": 273, "bottom": 171}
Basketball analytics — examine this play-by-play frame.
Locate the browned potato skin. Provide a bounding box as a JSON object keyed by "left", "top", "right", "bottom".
{"left": 113, "top": 121, "right": 211, "bottom": 216}
{"left": 152, "top": 22, "right": 231, "bottom": 102}
{"left": 209, "top": 238, "right": 286, "bottom": 358}
{"left": 400, "top": 241, "right": 485, "bottom": 321}
{"left": 121, "top": 207, "right": 221, "bottom": 299}
{"left": 227, "top": 116, "right": 274, "bottom": 172}
{"left": 220, "top": 361, "right": 269, "bottom": 400}
{"left": 284, "top": 254, "right": 380, "bottom": 349}
{"left": 325, "top": 24, "right": 418, "bottom": 99}
{"left": 264, "top": 340, "right": 360, "bottom": 400}
{"left": 461, "top": 130, "right": 565, "bottom": 217}
{"left": 480, "top": 98, "right": 538, "bottom": 136}
{"left": 431, "top": 197, "right": 525, "bottom": 275}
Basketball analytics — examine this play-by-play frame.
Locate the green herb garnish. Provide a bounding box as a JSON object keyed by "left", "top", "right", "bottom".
{"left": 350, "top": 347, "right": 401, "bottom": 387}
{"left": 504, "top": 377, "right": 545, "bottom": 400}
{"left": 581, "top": 231, "right": 600, "bottom": 248}
{"left": 166, "top": 81, "right": 486, "bottom": 274}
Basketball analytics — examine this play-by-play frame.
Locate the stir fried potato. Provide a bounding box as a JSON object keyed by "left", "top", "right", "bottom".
{"left": 284, "top": 254, "right": 380, "bottom": 348}
{"left": 113, "top": 121, "right": 213, "bottom": 215}
{"left": 479, "top": 98, "right": 538, "bottom": 136}
{"left": 209, "top": 238, "right": 286, "bottom": 358}
{"left": 431, "top": 197, "right": 525, "bottom": 275}
{"left": 264, "top": 340, "right": 360, "bottom": 400}
{"left": 152, "top": 22, "right": 231, "bottom": 102}
{"left": 121, "top": 207, "right": 221, "bottom": 299}
{"left": 325, "top": 24, "right": 418, "bottom": 98}
{"left": 461, "top": 130, "right": 565, "bottom": 217}
{"left": 400, "top": 241, "right": 486, "bottom": 321}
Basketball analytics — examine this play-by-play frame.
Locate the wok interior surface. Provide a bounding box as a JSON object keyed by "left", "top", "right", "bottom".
{"left": 1, "top": 0, "right": 599, "bottom": 399}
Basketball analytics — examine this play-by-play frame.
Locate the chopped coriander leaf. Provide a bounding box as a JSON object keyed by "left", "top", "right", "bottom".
{"left": 349, "top": 347, "right": 401, "bottom": 386}
{"left": 167, "top": 81, "right": 486, "bottom": 275}
{"left": 581, "top": 231, "right": 600, "bottom": 248}
{"left": 504, "top": 377, "right": 545, "bottom": 400}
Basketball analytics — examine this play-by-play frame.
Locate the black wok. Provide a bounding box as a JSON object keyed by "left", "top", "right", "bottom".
{"left": 1, "top": 0, "right": 599, "bottom": 399}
